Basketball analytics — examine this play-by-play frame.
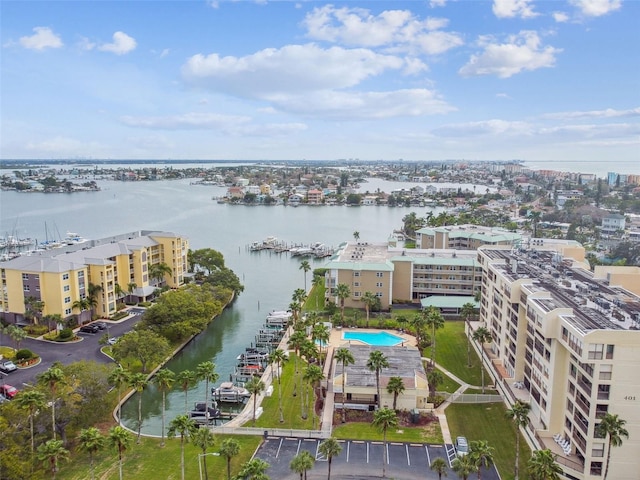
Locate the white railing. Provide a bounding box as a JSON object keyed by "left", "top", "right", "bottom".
{"left": 211, "top": 426, "right": 327, "bottom": 438}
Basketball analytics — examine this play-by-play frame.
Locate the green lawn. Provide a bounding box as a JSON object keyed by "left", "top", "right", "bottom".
{"left": 57, "top": 434, "right": 261, "bottom": 480}
{"left": 333, "top": 420, "right": 443, "bottom": 444}
{"left": 247, "top": 354, "right": 315, "bottom": 430}
{"left": 445, "top": 403, "right": 530, "bottom": 480}
{"left": 434, "top": 321, "right": 490, "bottom": 387}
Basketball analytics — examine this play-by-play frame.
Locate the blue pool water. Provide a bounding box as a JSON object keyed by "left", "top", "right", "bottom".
{"left": 342, "top": 331, "right": 404, "bottom": 346}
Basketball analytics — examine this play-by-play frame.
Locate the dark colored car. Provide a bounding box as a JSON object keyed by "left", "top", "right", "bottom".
{"left": 0, "top": 360, "right": 18, "bottom": 373}
{"left": 79, "top": 324, "right": 100, "bottom": 334}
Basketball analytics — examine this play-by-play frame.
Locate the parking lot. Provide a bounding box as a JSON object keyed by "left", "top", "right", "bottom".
{"left": 253, "top": 436, "right": 501, "bottom": 479}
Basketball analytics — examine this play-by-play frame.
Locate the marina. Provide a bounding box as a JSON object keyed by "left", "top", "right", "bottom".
{"left": 248, "top": 236, "right": 335, "bottom": 258}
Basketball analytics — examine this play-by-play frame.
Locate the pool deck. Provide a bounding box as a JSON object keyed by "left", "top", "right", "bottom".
{"left": 328, "top": 327, "right": 417, "bottom": 348}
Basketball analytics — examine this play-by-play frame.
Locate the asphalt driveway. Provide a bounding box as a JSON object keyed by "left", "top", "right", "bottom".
{"left": 253, "top": 436, "right": 501, "bottom": 480}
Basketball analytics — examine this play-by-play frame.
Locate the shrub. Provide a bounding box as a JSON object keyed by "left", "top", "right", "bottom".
{"left": 139, "top": 301, "right": 152, "bottom": 307}
{"left": 65, "top": 316, "right": 78, "bottom": 329}
{"left": 58, "top": 328, "right": 74, "bottom": 340}
{"left": 15, "top": 349, "right": 34, "bottom": 361}
{"left": 110, "top": 311, "right": 128, "bottom": 321}
{"left": 24, "top": 325, "right": 48, "bottom": 336}
{"left": 116, "top": 302, "right": 126, "bottom": 311}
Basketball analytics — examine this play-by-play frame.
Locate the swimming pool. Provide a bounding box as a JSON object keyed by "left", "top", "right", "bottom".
{"left": 342, "top": 331, "right": 404, "bottom": 347}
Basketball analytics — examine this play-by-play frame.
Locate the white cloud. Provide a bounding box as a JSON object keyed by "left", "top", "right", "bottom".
{"left": 182, "top": 43, "right": 405, "bottom": 97}
{"left": 459, "top": 31, "right": 561, "bottom": 78}
{"left": 19, "top": 27, "right": 63, "bottom": 50}
{"left": 430, "top": 0, "right": 447, "bottom": 7}
{"left": 270, "top": 89, "right": 455, "bottom": 120}
{"left": 302, "top": 5, "right": 463, "bottom": 55}
{"left": 160, "top": 48, "right": 170, "bottom": 58}
{"left": 433, "top": 119, "right": 532, "bottom": 137}
{"left": 492, "top": 0, "right": 538, "bottom": 19}
{"left": 542, "top": 107, "right": 640, "bottom": 120}
{"left": 552, "top": 11, "right": 570, "bottom": 22}
{"left": 77, "top": 36, "right": 96, "bottom": 51}
{"left": 496, "top": 93, "right": 512, "bottom": 99}
{"left": 119, "top": 112, "right": 251, "bottom": 130}
{"left": 569, "top": 0, "right": 622, "bottom": 17}
{"left": 98, "top": 31, "right": 137, "bottom": 55}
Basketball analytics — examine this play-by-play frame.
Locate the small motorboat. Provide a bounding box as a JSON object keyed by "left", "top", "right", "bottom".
{"left": 212, "top": 381, "right": 251, "bottom": 403}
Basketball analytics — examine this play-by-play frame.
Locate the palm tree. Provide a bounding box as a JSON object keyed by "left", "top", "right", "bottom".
{"left": 311, "top": 322, "right": 330, "bottom": 363}
{"left": 430, "top": 457, "right": 449, "bottom": 480}
{"left": 367, "top": 350, "right": 389, "bottom": 409}
{"left": 176, "top": 369, "right": 197, "bottom": 414}
{"left": 335, "top": 283, "right": 351, "bottom": 323}
{"left": 361, "top": 291, "right": 377, "bottom": 327}
{"left": 353, "top": 231, "right": 360, "bottom": 242}
{"left": 303, "top": 364, "right": 324, "bottom": 428}
{"left": 410, "top": 311, "right": 429, "bottom": 352}
{"left": 472, "top": 327, "right": 492, "bottom": 393}
{"left": 168, "top": 414, "right": 197, "bottom": 480}
{"left": 318, "top": 437, "right": 342, "bottom": 480}
{"left": 299, "top": 260, "right": 311, "bottom": 292}
{"left": 238, "top": 458, "right": 270, "bottom": 479}
{"left": 288, "top": 330, "right": 307, "bottom": 398}
{"left": 127, "top": 282, "right": 137, "bottom": 304}
{"left": 527, "top": 449, "right": 562, "bottom": 480}
{"left": 425, "top": 306, "right": 445, "bottom": 367}
{"left": 149, "top": 262, "right": 172, "bottom": 286}
{"left": 469, "top": 440, "right": 495, "bottom": 479}
{"left": 38, "top": 365, "right": 65, "bottom": 440}
{"left": 15, "top": 389, "right": 46, "bottom": 455}
{"left": 372, "top": 408, "right": 398, "bottom": 478}
{"left": 6, "top": 324, "right": 27, "bottom": 350}
{"left": 461, "top": 302, "right": 478, "bottom": 368}
{"left": 290, "top": 450, "right": 315, "bottom": 480}
{"left": 196, "top": 361, "right": 219, "bottom": 421}
{"left": 77, "top": 427, "right": 106, "bottom": 480}
{"left": 36, "top": 439, "right": 69, "bottom": 480}
{"left": 192, "top": 427, "right": 216, "bottom": 480}
{"left": 386, "top": 376, "right": 405, "bottom": 411}
{"left": 452, "top": 454, "right": 478, "bottom": 480}
{"left": 109, "top": 366, "right": 131, "bottom": 426}
{"left": 109, "top": 427, "right": 133, "bottom": 480}
{"left": 505, "top": 401, "right": 531, "bottom": 480}
{"left": 128, "top": 372, "right": 148, "bottom": 443}
{"left": 114, "top": 283, "right": 125, "bottom": 302}
{"left": 529, "top": 210, "right": 542, "bottom": 238}
{"left": 268, "top": 348, "right": 288, "bottom": 423}
{"left": 312, "top": 274, "right": 324, "bottom": 310}
{"left": 153, "top": 368, "right": 175, "bottom": 446}
{"left": 334, "top": 348, "right": 355, "bottom": 422}
{"left": 596, "top": 413, "right": 629, "bottom": 480}
{"left": 246, "top": 376, "right": 265, "bottom": 426}
{"left": 427, "top": 369, "right": 444, "bottom": 397}
{"left": 219, "top": 437, "right": 241, "bottom": 480}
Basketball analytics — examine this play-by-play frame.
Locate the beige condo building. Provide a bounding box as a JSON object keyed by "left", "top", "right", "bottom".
{"left": 477, "top": 241, "right": 640, "bottom": 480}
{"left": 0, "top": 230, "right": 188, "bottom": 324}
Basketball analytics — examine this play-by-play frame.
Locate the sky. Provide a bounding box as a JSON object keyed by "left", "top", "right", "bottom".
{"left": 1, "top": 0, "right": 639, "bottom": 171}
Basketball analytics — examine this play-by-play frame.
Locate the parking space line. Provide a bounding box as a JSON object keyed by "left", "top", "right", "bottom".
{"left": 385, "top": 443, "right": 389, "bottom": 464}
{"left": 296, "top": 439, "right": 301, "bottom": 456}
{"left": 367, "top": 442, "right": 370, "bottom": 464}
{"left": 346, "top": 441, "right": 350, "bottom": 462}
{"left": 275, "top": 438, "right": 284, "bottom": 458}
{"left": 424, "top": 445, "right": 431, "bottom": 465}
{"left": 406, "top": 444, "right": 410, "bottom": 466}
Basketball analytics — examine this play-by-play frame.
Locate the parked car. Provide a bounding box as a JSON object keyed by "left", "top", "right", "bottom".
{"left": 107, "top": 337, "right": 119, "bottom": 345}
{"left": 93, "top": 321, "right": 107, "bottom": 330}
{"left": 79, "top": 324, "right": 100, "bottom": 334}
{"left": 456, "top": 436, "right": 469, "bottom": 456}
{"left": 0, "top": 360, "right": 17, "bottom": 373}
{"left": 0, "top": 384, "right": 18, "bottom": 399}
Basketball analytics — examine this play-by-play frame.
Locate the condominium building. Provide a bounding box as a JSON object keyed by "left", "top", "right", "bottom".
{"left": 0, "top": 230, "right": 188, "bottom": 324}
{"left": 477, "top": 242, "right": 640, "bottom": 480}
{"left": 416, "top": 225, "right": 521, "bottom": 250}
{"left": 324, "top": 238, "right": 489, "bottom": 310}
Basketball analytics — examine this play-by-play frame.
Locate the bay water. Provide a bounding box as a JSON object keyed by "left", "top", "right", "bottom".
{"left": 1, "top": 178, "right": 445, "bottom": 434}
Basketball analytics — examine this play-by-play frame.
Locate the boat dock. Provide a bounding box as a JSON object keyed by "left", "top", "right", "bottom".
{"left": 246, "top": 236, "right": 334, "bottom": 258}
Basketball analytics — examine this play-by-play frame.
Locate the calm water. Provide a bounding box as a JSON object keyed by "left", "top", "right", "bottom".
{"left": 1, "top": 179, "right": 444, "bottom": 434}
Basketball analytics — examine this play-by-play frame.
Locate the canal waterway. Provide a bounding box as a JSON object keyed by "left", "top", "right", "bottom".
{"left": 0, "top": 177, "right": 453, "bottom": 435}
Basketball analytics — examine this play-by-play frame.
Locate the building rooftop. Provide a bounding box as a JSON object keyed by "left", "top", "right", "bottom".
{"left": 483, "top": 247, "right": 640, "bottom": 333}
{"left": 343, "top": 344, "right": 426, "bottom": 389}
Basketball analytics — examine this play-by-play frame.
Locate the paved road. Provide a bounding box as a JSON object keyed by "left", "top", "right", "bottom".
{"left": 0, "top": 311, "right": 143, "bottom": 391}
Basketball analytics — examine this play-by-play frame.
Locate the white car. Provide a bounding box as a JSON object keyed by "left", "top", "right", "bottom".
{"left": 107, "top": 337, "right": 119, "bottom": 345}
{"left": 0, "top": 360, "right": 17, "bottom": 373}
{"left": 456, "top": 436, "right": 469, "bottom": 456}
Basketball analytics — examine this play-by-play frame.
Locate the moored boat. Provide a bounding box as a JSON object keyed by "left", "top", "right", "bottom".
{"left": 211, "top": 382, "right": 251, "bottom": 403}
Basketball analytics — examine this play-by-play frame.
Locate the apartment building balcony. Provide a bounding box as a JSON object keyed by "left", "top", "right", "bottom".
{"left": 535, "top": 433, "right": 585, "bottom": 474}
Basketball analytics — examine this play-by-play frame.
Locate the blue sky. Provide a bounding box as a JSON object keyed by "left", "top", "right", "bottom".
{"left": 1, "top": 0, "right": 638, "bottom": 168}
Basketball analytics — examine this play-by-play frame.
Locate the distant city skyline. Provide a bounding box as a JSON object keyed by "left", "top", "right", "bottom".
{"left": 1, "top": 1, "right": 639, "bottom": 167}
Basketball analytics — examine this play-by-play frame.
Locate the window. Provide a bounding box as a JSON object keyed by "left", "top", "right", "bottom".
{"left": 590, "top": 462, "right": 603, "bottom": 475}
{"left": 376, "top": 272, "right": 383, "bottom": 278}
{"left": 78, "top": 271, "right": 84, "bottom": 279}
{"left": 62, "top": 273, "right": 69, "bottom": 280}
{"left": 599, "top": 364, "right": 612, "bottom": 381}
{"left": 376, "top": 282, "right": 383, "bottom": 287}
{"left": 376, "top": 292, "right": 383, "bottom": 297}
{"left": 591, "top": 444, "right": 605, "bottom": 458}
{"left": 64, "top": 308, "right": 72, "bottom": 315}
{"left": 597, "top": 384, "right": 610, "bottom": 400}
{"left": 588, "top": 344, "right": 604, "bottom": 360}
{"left": 605, "top": 345, "right": 614, "bottom": 359}
{"left": 64, "top": 297, "right": 71, "bottom": 304}
{"left": 354, "top": 282, "right": 360, "bottom": 287}
{"left": 63, "top": 285, "right": 70, "bottom": 292}
{"left": 353, "top": 272, "right": 360, "bottom": 277}
{"left": 23, "top": 285, "right": 30, "bottom": 292}
{"left": 22, "top": 273, "right": 29, "bottom": 280}
{"left": 353, "top": 291, "right": 361, "bottom": 297}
